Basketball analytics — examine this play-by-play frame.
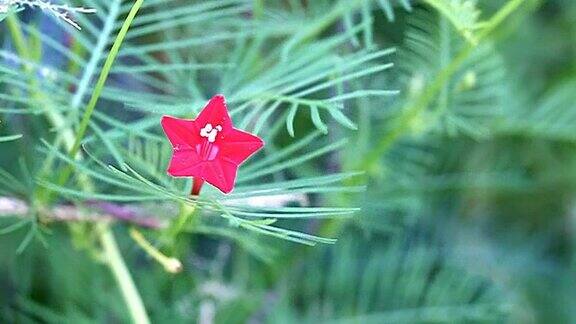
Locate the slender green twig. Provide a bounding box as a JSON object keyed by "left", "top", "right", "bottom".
{"left": 74, "top": 1, "right": 148, "bottom": 322}
{"left": 253, "top": 0, "right": 264, "bottom": 20}
{"left": 6, "top": 14, "right": 29, "bottom": 55}
{"left": 320, "top": 0, "right": 530, "bottom": 239}
{"left": 99, "top": 225, "right": 151, "bottom": 324}
{"left": 0, "top": 134, "right": 23, "bottom": 142}
{"left": 360, "top": 0, "right": 528, "bottom": 170}
{"left": 8, "top": 2, "right": 150, "bottom": 323}
{"left": 70, "top": 0, "right": 122, "bottom": 110}
{"left": 281, "top": 0, "right": 364, "bottom": 60}
{"left": 57, "top": 0, "right": 144, "bottom": 187}
{"left": 130, "top": 228, "right": 182, "bottom": 273}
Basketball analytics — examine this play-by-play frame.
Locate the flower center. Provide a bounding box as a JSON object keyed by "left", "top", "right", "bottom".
{"left": 196, "top": 123, "right": 222, "bottom": 161}
{"left": 200, "top": 123, "right": 222, "bottom": 143}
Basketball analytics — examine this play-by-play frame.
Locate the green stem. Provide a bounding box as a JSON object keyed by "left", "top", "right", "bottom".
{"left": 57, "top": 0, "right": 144, "bottom": 187}
{"left": 478, "top": 0, "right": 528, "bottom": 39}
{"left": 6, "top": 14, "right": 29, "bottom": 55}
{"left": 320, "top": 0, "right": 530, "bottom": 239}
{"left": 72, "top": 1, "right": 148, "bottom": 322}
{"left": 281, "top": 0, "right": 364, "bottom": 60}
{"left": 6, "top": 14, "right": 89, "bottom": 198}
{"left": 360, "top": 0, "right": 528, "bottom": 170}
{"left": 130, "top": 228, "right": 182, "bottom": 273}
{"left": 253, "top": 0, "right": 264, "bottom": 20}
{"left": 7, "top": 2, "right": 150, "bottom": 322}
{"left": 99, "top": 226, "right": 151, "bottom": 324}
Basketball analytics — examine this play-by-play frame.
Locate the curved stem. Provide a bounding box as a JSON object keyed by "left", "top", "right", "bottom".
{"left": 130, "top": 228, "right": 182, "bottom": 273}
{"left": 99, "top": 225, "right": 151, "bottom": 324}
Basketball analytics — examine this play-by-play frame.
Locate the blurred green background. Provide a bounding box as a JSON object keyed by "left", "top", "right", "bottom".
{"left": 1, "top": 0, "right": 576, "bottom": 323}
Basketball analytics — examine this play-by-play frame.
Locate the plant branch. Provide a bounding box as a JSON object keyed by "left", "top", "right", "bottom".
{"left": 360, "top": 0, "right": 529, "bottom": 170}
{"left": 0, "top": 197, "right": 165, "bottom": 229}
{"left": 98, "top": 225, "right": 151, "bottom": 324}
{"left": 0, "top": 196, "right": 153, "bottom": 322}
{"left": 34, "top": 0, "right": 149, "bottom": 321}
{"left": 1, "top": 0, "right": 96, "bottom": 30}
{"left": 57, "top": 0, "right": 144, "bottom": 188}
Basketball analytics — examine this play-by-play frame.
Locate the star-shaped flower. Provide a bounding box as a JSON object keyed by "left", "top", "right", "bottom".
{"left": 161, "top": 95, "right": 264, "bottom": 194}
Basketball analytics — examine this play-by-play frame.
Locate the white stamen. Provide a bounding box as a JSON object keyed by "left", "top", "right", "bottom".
{"left": 200, "top": 123, "right": 222, "bottom": 143}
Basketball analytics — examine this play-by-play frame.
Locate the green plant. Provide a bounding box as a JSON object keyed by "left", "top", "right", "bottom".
{"left": 2, "top": 0, "right": 574, "bottom": 323}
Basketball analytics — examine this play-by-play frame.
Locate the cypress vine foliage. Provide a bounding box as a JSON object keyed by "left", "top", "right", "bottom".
{"left": 0, "top": 0, "right": 574, "bottom": 323}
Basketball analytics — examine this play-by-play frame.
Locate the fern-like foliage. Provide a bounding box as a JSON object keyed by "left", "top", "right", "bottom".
{"left": 498, "top": 78, "right": 576, "bottom": 142}
{"left": 269, "top": 230, "right": 510, "bottom": 323}
{"left": 397, "top": 9, "right": 507, "bottom": 138}
{"left": 0, "top": 134, "right": 21, "bottom": 142}
{"left": 2, "top": 0, "right": 559, "bottom": 323}
{"left": 422, "top": 0, "right": 481, "bottom": 44}
{"left": 345, "top": 8, "right": 512, "bottom": 223}
{"left": 376, "top": 0, "right": 413, "bottom": 21}
{"left": 0, "top": 0, "right": 397, "bottom": 247}
{"left": 0, "top": 0, "right": 95, "bottom": 30}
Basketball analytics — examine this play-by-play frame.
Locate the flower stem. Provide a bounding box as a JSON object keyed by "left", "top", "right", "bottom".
{"left": 98, "top": 225, "right": 151, "bottom": 324}
{"left": 161, "top": 179, "right": 202, "bottom": 245}
{"left": 191, "top": 177, "right": 204, "bottom": 196}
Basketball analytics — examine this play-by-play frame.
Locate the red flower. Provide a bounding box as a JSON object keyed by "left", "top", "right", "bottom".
{"left": 161, "top": 95, "right": 264, "bottom": 194}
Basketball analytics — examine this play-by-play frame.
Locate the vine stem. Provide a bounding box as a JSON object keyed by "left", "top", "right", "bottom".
{"left": 99, "top": 225, "right": 151, "bottom": 324}
{"left": 253, "top": 0, "right": 264, "bottom": 20}
{"left": 162, "top": 178, "right": 202, "bottom": 243}
{"left": 73, "top": 0, "right": 148, "bottom": 321}
{"left": 8, "top": 1, "right": 150, "bottom": 322}
{"left": 360, "top": 0, "right": 529, "bottom": 170}
{"left": 319, "top": 0, "right": 531, "bottom": 239}
{"left": 82, "top": 0, "right": 149, "bottom": 322}
{"left": 57, "top": 0, "right": 144, "bottom": 188}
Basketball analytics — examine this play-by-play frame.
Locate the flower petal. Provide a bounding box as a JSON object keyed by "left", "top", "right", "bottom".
{"left": 201, "top": 160, "right": 238, "bottom": 194}
{"left": 161, "top": 115, "right": 198, "bottom": 148}
{"left": 162, "top": 95, "right": 264, "bottom": 194}
{"left": 166, "top": 149, "right": 202, "bottom": 177}
{"left": 220, "top": 128, "right": 264, "bottom": 165}
{"left": 194, "top": 94, "right": 232, "bottom": 136}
